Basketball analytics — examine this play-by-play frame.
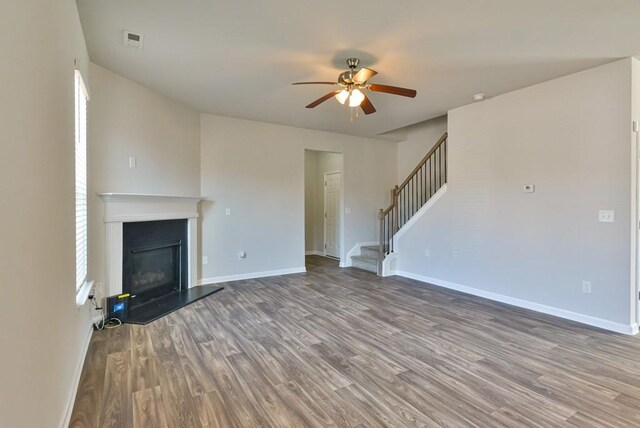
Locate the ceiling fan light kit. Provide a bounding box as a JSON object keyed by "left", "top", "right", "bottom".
{"left": 292, "top": 58, "right": 417, "bottom": 117}
{"left": 335, "top": 90, "right": 349, "bottom": 104}
{"left": 349, "top": 88, "right": 365, "bottom": 107}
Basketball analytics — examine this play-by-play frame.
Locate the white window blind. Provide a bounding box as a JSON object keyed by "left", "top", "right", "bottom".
{"left": 75, "top": 70, "right": 88, "bottom": 291}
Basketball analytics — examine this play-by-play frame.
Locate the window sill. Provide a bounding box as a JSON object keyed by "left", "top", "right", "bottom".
{"left": 76, "top": 280, "right": 94, "bottom": 306}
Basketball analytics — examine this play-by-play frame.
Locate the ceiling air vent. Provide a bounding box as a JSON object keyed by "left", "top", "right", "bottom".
{"left": 124, "top": 31, "right": 144, "bottom": 48}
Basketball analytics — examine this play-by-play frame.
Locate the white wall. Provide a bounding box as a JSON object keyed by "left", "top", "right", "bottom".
{"left": 632, "top": 57, "right": 640, "bottom": 322}
{"left": 0, "top": 1, "right": 95, "bottom": 426}
{"left": 88, "top": 63, "right": 201, "bottom": 292}
{"left": 395, "top": 59, "right": 635, "bottom": 329}
{"left": 200, "top": 114, "right": 396, "bottom": 280}
{"left": 387, "top": 115, "right": 448, "bottom": 183}
{"left": 304, "top": 150, "right": 342, "bottom": 253}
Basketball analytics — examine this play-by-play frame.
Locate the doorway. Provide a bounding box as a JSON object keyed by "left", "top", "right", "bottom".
{"left": 324, "top": 171, "right": 341, "bottom": 257}
{"left": 304, "top": 150, "right": 344, "bottom": 264}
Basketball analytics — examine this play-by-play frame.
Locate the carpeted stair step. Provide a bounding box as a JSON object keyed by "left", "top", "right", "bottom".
{"left": 351, "top": 255, "right": 378, "bottom": 273}
{"left": 360, "top": 245, "right": 382, "bottom": 259}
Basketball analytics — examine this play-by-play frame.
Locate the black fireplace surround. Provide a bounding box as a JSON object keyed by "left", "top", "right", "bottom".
{"left": 123, "top": 219, "right": 188, "bottom": 308}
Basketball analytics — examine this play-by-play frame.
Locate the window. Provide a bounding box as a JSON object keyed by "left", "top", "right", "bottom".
{"left": 75, "top": 70, "right": 88, "bottom": 291}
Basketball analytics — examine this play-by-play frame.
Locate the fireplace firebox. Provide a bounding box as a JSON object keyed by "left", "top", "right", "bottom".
{"left": 123, "top": 219, "right": 188, "bottom": 308}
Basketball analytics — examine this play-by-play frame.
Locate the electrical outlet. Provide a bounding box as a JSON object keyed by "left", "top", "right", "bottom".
{"left": 598, "top": 210, "right": 614, "bottom": 223}
{"left": 202, "top": 256, "right": 208, "bottom": 265}
{"left": 424, "top": 248, "right": 430, "bottom": 257}
{"left": 582, "top": 281, "right": 592, "bottom": 294}
{"left": 128, "top": 156, "right": 137, "bottom": 168}
{"left": 345, "top": 207, "right": 352, "bottom": 215}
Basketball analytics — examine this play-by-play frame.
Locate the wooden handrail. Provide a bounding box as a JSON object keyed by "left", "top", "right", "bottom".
{"left": 380, "top": 132, "right": 448, "bottom": 216}
{"left": 398, "top": 132, "right": 448, "bottom": 191}
{"left": 377, "top": 132, "right": 448, "bottom": 268}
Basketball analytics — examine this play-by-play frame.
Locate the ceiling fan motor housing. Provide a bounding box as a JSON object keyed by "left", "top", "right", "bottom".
{"left": 339, "top": 58, "right": 363, "bottom": 85}
{"left": 338, "top": 71, "right": 354, "bottom": 85}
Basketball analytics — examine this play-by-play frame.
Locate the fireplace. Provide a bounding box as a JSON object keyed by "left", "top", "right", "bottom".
{"left": 123, "top": 219, "right": 188, "bottom": 308}
{"left": 99, "top": 193, "right": 201, "bottom": 299}
{"left": 99, "top": 194, "right": 223, "bottom": 324}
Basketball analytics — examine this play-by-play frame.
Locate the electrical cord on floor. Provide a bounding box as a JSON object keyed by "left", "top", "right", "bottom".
{"left": 104, "top": 318, "right": 122, "bottom": 329}
{"left": 93, "top": 315, "right": 122, "bottom": 330}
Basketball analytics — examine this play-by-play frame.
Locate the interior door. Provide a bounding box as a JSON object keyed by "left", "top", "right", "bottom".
{"left": 324, "top": 172, "right": 341, "bottom": 258}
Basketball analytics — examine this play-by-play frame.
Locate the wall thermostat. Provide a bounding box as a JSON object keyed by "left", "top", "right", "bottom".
{"left": 523, "top": 184, "right": 535, "bottom": 193}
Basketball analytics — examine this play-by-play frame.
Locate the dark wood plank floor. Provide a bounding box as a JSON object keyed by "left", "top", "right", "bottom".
{"left": 70, "top": 256, "right": 640, "bottom": 427}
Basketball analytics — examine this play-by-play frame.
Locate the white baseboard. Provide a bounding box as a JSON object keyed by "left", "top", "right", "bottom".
{"left": 344, "top": 241, "right": 378, "bottom": 267}
{"left": 60, "top": 323, "right": 94, "bottom": 428}
{"left": 393, "top": 270, "right": 638, "bottom": 336}
{"left": 198, "top": 267, "right": 306, "bottom": 285}
{"left": 305, "top": 250, "right": 323, "bottom": 256}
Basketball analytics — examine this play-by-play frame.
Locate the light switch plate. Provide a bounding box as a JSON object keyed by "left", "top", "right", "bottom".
{"left": 598, "top": 210, "right": 614, "bottom": 223}
{"left": 523, "top": 184, "right": 535, "bottom": 193}
{"left": 202, "top": 256, "right": 208, "bottom": 265}
{"left": 345, "top": 207, "right": 352, "bottom": 215}
{"left": 128, "top": 156, "right": 137, "bottom": 168}
{"left": 225, "top": 208, "right": 231, "bottom": 216}
{"left": 582, "top": 281, "right": 592, "bottom": 293}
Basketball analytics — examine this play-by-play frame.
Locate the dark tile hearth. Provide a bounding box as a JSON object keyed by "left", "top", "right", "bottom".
{"left": 124, "top": 285, "right": 224, "bottom": 325}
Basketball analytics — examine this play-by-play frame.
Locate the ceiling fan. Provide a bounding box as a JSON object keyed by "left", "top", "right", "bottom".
{"left": 292, "top": 58, "right": 417, "bottom": 115}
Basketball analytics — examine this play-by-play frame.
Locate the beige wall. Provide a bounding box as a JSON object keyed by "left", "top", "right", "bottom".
{"left": 304, "top": 150, "right": 342, "bottom": 253}
{"left": 200, "top": 114, "right": 396, "bottom": 280}
{"left": 0, "top": 1, "right": 94, "bottom": 426}
{"left": 88, "top": 63, "right": 201, "bottom": 292}
{"left": 396, "top": 59, "right": 635, "bottom": 327}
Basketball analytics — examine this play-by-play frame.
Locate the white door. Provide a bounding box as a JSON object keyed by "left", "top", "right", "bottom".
{"left": 324, "top": 172, "right": 341, "bottom": 258}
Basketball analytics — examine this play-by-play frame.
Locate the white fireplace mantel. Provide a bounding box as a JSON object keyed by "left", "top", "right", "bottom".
{"left": 98, "top": 193, "right": 202, "bottom": 297}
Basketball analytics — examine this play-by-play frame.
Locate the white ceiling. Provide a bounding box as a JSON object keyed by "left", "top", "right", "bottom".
{"left": 77, "top": 0, "right": 640, "bottom": 138}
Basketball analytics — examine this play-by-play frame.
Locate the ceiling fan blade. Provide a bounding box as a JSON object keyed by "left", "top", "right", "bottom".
{"left": 368, "top": 84, "right": 417, "bottom": 98}
{"left": 306, "top": 91, "right": 341, "bottom": 108}
{"left": 360, "top": 93, "right": 376, "bottom": 115}
{"left": 352, "top": 67, "right": 377, "bottom": 84}
{"left": 292, "top": 81, "right": 337, "bottom": 85}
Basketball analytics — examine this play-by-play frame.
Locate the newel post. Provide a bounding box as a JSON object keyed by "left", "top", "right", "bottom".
{"left": 378, "top": 208, "right": 384, "bottom": 250}
{"left": 393, "top": 185, "right": 399, "bottom": 235}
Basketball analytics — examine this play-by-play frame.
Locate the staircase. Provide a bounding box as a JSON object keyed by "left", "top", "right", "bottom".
{"left": 350, "top": 245, "right": 381, "bottom": 273}
{"left": 349, "top": 132, "right": 448, "bottom": 274}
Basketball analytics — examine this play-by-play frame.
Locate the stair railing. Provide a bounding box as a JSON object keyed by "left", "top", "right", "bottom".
{"left": 378, "top": 132, "right": 448, "bottom": 270}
